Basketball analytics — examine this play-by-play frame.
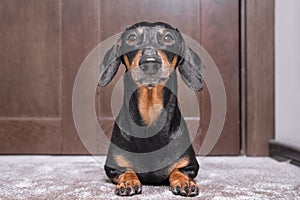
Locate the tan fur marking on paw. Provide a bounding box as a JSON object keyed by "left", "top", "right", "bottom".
{"left": 168, "top": 157, "right": 190, "bottom": 176}
{"left": 113, "top": 155, "right": 132, "bottom": 169}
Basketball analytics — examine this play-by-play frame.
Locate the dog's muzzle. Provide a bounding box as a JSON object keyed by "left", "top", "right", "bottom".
{"left": 139, "top": 56, "right": 162, "bottom": 75}
{"left": 132, "top": 48, "right": 168, "bottom": 87}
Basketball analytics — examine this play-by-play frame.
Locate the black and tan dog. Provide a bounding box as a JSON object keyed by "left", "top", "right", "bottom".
{"left": 98, "top": 22, "right": 205, "bottom": 197}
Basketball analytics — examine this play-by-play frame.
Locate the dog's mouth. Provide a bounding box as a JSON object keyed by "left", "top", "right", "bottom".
{"left": 138, "top": 77, "right": 165, "bottom": 88}
{"left": 132, "top": 73, "right": 169, "bottom": 88}
{"left": 138, "top": 56, "right": 162, "bottom": 66}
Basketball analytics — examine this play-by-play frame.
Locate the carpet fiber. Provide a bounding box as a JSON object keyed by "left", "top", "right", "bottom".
{"left": 0, "top": 156, "right": 299, "bottom": 199}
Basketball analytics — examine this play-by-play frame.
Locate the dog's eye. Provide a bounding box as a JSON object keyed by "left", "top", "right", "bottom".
{"left": 127, "top": 34, "right": 138, "bottom": 45}
{"left": 163, "top": 34, "right": 175, "bottom": 45}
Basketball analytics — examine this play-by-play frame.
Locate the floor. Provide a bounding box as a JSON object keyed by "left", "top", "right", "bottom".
{"left": 0, "top": 156, "right": 299, "bottom": 200}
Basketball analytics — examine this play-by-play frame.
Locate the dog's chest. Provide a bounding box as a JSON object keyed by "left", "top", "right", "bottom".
{"left": 137, "top": 85, "right": 164, "bottom": 125}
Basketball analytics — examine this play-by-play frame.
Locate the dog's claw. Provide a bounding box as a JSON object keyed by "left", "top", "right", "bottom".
{"left": 126, "top": 187, "right": 132, "bottom": 195}
{"left": 184, "top": 186, "right": 189, "bottom": 193}
{"left": 172, "top": 185, "right": 181, "bottom": 195}
{"left": 191, "top": 185, "right": 196, "bottom": 192}
{"left": 134, "top": 185, "right": 142, "bottom": 194}
{"left": 116, "top": 188, "right": 126, "bottom": 196}
{"left": 114, "top": 188, "right": 119, "bottom": 195}
{"left": 120, "top": 187, "right": 125, "bottom": 192}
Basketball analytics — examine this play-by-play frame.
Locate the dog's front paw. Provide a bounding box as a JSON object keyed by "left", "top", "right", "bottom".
{"left": 115, "top": 177, "right": 142, "bottom": 196}
{"left": 115, "top": 181, "right": 142, "bottom": 196}
{"left": 170, "top": 180, "right": 199, "bottom": 197}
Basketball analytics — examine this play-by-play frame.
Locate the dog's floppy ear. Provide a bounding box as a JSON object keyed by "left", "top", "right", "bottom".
{"left": 98, "top": 44, "right": 121, "bottom": 87}
{"left": 178, "top": 45, "right": 205, "bottom": 91}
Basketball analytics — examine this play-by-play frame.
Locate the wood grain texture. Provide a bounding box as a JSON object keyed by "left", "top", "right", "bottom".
{"left": 98, "top": 0, "right": 201, "bottom": 40}
{"left": 195, "top": 0, "right": 240, "bottom": 155}
{"left": 61, "top": 0, "right": 101, "bottom": 154}
{"left": 0, "top": 0, "right": 63, "bottom": 154}
{"left": 0, "top": 119, "right": 61, "bottom": 154}
{"left": 0, "top": 0, "right": 61, "bottom": 117}
{"left": 245, "top": 0, "right": 275, "bottom": 156}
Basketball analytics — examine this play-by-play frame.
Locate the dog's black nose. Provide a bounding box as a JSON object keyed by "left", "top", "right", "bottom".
{"left": 143, "top": 48, "right": 157, "bottom": 56}
{"left": 140, "top": 62, "right": 160, "bottom": 75}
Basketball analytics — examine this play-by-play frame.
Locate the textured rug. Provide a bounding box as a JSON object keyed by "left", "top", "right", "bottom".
{"left": 0, "top": 156, "right": 299, "bottom": 200}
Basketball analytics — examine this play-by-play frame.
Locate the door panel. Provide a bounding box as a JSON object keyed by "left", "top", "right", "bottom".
{"left": 198, "top": 0, "right": 240, "bottom": 155}
{"left": 0, "top": 0, "right": 61, "bottom": 117}
{"left": 60, "top": 0, "right": 101, "bottom": 154}
{"left": 0, "top": 120, "right": 61, "bottom": 154}
{"left": 0, "top": 0, "right": 62, "bottom": 154}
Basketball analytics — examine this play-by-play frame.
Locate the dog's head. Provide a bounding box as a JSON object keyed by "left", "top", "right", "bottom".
{"left": 98, "top": 22, "right": 205, "bottom": 91}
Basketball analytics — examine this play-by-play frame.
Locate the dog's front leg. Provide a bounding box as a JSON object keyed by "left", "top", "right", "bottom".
{"left": 112, "top": 169, "right": 142, "bottom": 196}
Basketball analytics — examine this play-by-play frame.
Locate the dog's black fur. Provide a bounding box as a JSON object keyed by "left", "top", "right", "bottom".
{"left": 98, "top": 22, "right": 205, "bottom": 196}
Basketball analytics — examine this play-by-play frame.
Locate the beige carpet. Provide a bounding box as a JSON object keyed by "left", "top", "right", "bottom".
{"left": 0, "top": 156, "right": 299, "bottom": 200}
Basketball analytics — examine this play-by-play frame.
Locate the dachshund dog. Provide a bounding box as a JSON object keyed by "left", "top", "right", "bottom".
{"left": 98, "top": 22, "right": 205, "bottom": 197}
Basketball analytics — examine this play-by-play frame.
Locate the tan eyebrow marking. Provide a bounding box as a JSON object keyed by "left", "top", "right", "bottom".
{"left": 137, "top": 28, "right": 143, "bottom": 35}
{"left": 158, "top": 28, "right": 165, "bottom": 34}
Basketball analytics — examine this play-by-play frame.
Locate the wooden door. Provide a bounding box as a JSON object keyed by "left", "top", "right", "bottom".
{"left": 0, "top": 0, "right": 240, "bottom": 155}
{"left": 0, "top": 0, "right": 62, "bottom": 154}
